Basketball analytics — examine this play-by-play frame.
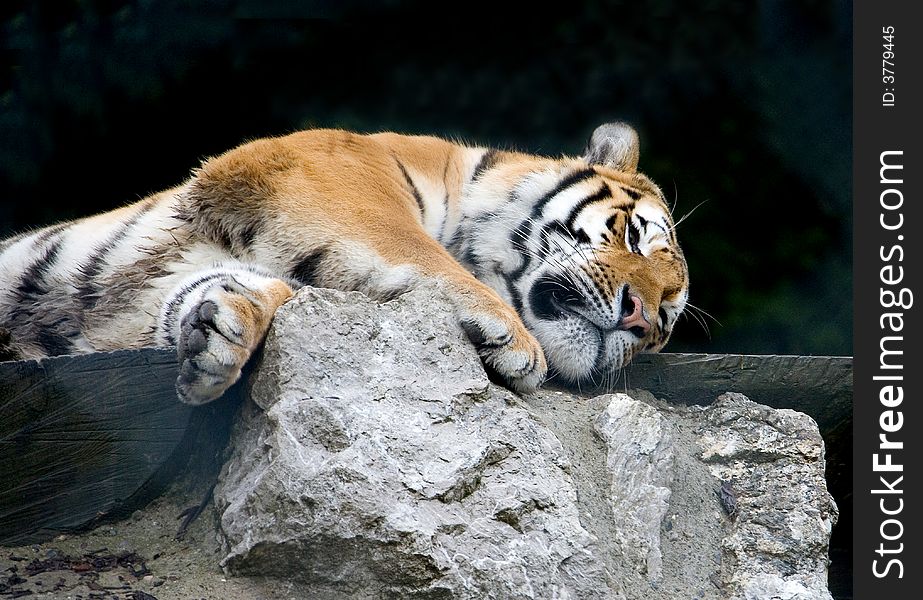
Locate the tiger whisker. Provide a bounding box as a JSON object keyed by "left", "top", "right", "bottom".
{"left": 667, "top": 199, "right": 708, "bottom": 233}
{"left": 684, "top": 301, "right": 720, "bottom": 325}
{"left": 680, "top": 305, "right": 712, "bottom": 338}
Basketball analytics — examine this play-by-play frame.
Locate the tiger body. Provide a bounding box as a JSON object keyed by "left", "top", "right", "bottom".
{"left": 0, "top": 124, "right": 688, "bottom": 404}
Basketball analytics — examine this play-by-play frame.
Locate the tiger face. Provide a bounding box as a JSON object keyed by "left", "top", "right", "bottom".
{"left": 467, "top": 123, "right": 688, "bottom": 385}
{"left": 520, "top": 181, "right": 687, "bottom": 384}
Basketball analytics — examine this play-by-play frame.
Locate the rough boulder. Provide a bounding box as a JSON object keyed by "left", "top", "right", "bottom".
{"left": 214, "top": 286, "right": 837, "bottom": 600}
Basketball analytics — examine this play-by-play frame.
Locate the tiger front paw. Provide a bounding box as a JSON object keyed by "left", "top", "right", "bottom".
{"left": 175, "top": 277, "right": 291, "bottom": 405}
{"left": 460, "top": 309, "right": 547, "bottom": 393}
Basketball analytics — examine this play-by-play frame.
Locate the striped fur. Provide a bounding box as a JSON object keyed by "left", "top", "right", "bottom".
{"left": 0, "top": 123, "right": 688, "bottom": 403}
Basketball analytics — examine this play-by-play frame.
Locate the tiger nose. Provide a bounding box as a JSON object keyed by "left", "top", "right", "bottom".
{"left": 618, "top": 292, "right": 651, "bottom": 336}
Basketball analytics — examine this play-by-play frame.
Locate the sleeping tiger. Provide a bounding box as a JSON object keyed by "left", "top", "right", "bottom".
{"left": 0, "top": 122, "right": 688, "bottom": 404}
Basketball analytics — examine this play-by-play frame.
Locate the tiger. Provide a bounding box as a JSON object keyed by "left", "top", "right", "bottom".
{"left": 0, "top": 122, "right": 688, "bottom": 405}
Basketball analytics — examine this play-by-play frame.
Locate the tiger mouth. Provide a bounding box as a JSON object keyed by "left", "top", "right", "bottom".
{"left": 525, "top": 274, "right": 656, "bottom": 383}
{"left": 528, "top": 274, "right": 649, "bottom": 339}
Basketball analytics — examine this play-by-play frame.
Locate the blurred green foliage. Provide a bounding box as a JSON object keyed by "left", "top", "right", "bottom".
{"left": 0, "top": 0, "right": 851, "bottom": 356}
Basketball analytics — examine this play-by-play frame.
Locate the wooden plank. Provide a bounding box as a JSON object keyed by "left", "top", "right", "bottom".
{"left": 0, "top": 348, "right": 191, "bottom": 545}
{"left": 616, "top": 353, "right": 853, "bottom": 433}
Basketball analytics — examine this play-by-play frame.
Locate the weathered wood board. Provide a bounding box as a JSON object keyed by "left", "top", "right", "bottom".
{"left": 0, "top": 349, "right": 852, "bottom": 546}
{"left": 0, "top": 348, "right": 190, "bottom": 545}
{"left": 620, "top": 353, "right": 852, "bottom": 433}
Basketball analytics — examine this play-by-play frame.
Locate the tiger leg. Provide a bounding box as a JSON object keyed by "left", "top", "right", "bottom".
{"left": 157, "top": 264, "right": 293, "bottom": 405}
{"left": 359, "top": 229, "right": 548, "bottom": 393}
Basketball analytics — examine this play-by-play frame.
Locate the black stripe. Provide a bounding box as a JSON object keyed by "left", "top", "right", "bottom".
{"left": 5, "top": 229, "right": 68, "bottom": 326}
{"left": 529, "top": 169, "right": 597, "bottom": 220}
{"left": 502, "top": 272, "right": 524, "bottom": 314}
{"left": 474, "top": 167, "right": 597, "bottom": 230}
{"left": 16, "top": 236, "right": 65, "bottom": 300}
{"left": 627, "top": 220, "right": 641, "bottom": 254}
{"left": 475, "top": 333, "right": 513, "bottom": 349}
{"left": 621, "top": 186, "right": 641, "bottom": 200}
{"left": 564, "top": 185, "right": 612, "bottom": 232}
{"left": 439, "top": 158, "right": 451, "bottom": 243}
{"left": 541, "top": 221, "right": 590, "bottom": 256}
{"left": 77, "top": 200, "right": 157, "bottom": 309}
{"left": 175, "top": 207, "right": 194, "bottom": 224}
{"left": 289, "top": 247, "right": 329, "bottom": 287}
{"left": 162, "top": 276, "right": 215, "bottom": 325}
{"left": 543, "top": 221, "right": 571, "bottom": 249}
{"left": 459, "top": 319, "right": 513, "bottom": 351}
{"left": 37, "top": 327, "right": 75, "bottom": 355}
{"left": 446, "top": 226, "right": 464, "bottom": 256}
{"left": 506, "top": 170, "right": 599, "bottom": 282}
{"left": 214, "top": 227, "right": 234, "bottom": 252}
{"left": 471, "top": 149, "right": 500, "bottom": 182}
{"left": 462, "top": 240, "right": 483, "bottom": 276}
{"left": 396, "top": 160, "right": 425, "bottom": 218}
{"left": 238, "top": 224, "right": 258, "bottom": 249}
{"left": 0, "top": 327, "right": 20, "bottom": 361}
{"left": 505, "top": 219, "right": 534, "bottom": 281}
{"left": 160, "top": 272, "right": 229, "bottom": 344}
{"left": 536, "top": 222, "right": 557, "bottom": 261}
{"left": 438, "top": 193, "right": 450, "bottom": 243}
{"left": 211, "top": 222, "right": 260, "bottom": 256}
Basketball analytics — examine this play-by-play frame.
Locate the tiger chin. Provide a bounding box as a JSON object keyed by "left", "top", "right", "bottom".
{"left": 0, "top": 122, "right": 688, "bottom": 404}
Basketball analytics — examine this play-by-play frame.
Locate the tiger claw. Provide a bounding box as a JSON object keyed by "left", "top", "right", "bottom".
{"left": 460, "top": 312, "right": 547, "bottom": 394}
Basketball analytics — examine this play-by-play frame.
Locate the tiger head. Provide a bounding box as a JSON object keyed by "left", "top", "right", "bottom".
{"left": 468, "top": 122, "right": 689, "bottom": 385}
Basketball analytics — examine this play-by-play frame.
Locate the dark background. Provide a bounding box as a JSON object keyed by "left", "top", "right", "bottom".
{"left": 0, "top": 1, "right": 852, "bottom": 595}
{"left": 0, "top": 0, "right": 852, "bottom": 359}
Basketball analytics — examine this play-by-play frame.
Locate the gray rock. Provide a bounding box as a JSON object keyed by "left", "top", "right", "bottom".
{"left": 694, "top": 393, "right": 838, "bottom": 599}
{"left": 217, "top": 286, "right": 610, "bottom": 599}
{"left": 593, "top": 394, "right": 675, "bottom": 584}
{"left": 214, "top": 286, "right": 837, "bottom": 600}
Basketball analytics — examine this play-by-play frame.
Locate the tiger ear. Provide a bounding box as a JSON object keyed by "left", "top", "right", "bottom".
{"left": 583, "top": 122, "right": 640, "bottom": 172}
